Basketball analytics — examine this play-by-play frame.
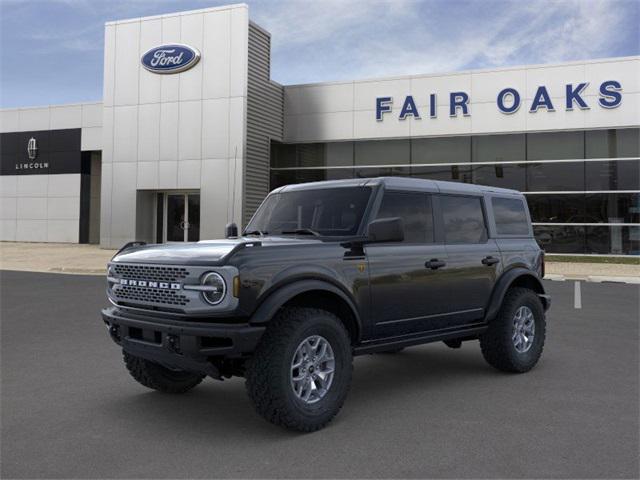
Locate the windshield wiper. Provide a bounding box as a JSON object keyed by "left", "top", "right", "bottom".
{"left": 280, "top": 228, "right": 321, "bottom": 237}
{"left": 243, "top": 230, "right": 268, "bottom": 236}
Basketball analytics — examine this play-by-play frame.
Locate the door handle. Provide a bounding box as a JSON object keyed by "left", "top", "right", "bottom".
{"left": 482, "top": 256, "right": 500, "bottom": 266}
{"left": 425, "top": 259, "right": 446, "bottom": 270}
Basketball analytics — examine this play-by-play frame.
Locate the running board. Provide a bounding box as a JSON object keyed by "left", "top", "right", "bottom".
{"left": 353, "top": 324, "right": 487, "bottom": 355}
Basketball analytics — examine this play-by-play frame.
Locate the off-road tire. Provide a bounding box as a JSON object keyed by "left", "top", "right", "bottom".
{"left": 479, "top": 287, "right": 546, "bottom": 373}
{"left": 245, "top": 307, "right": 353, "bottom": 432}
{"left": 123, "top": 351, "right": 205, "bottom": 393}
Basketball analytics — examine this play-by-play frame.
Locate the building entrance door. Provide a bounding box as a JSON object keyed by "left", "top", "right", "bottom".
{"left": 163, "top": 193, "right": 200, "bottom": 242}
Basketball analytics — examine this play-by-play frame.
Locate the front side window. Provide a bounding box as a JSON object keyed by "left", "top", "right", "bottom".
{"left": 375, "top": 191, "right": 434, "bottom": 243}
{"left": 441, "top": 195, "right": 487, "bottom": 244}
{"left": 492, "top": 197, "right": 530, "bottom": 235}
{"left": 246, "top": 187, "right": 372, "bottom": 237}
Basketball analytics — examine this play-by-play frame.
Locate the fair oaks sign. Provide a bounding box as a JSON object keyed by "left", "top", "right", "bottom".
{"left": 376, "top": 80, "right": 623, "bottom": 121}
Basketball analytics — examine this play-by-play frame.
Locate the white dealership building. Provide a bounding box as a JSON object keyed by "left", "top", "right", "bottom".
{"left": 0, "top": 3, "right": 638, "bottom": 254}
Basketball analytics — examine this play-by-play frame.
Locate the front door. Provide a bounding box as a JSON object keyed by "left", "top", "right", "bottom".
{"left": 164, "top": 193, "right": 200, "bottom": 242}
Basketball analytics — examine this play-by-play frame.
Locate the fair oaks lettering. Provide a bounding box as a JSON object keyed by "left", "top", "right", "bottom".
{"left": 376, "top": 80, "right": 623, "bottom": 121}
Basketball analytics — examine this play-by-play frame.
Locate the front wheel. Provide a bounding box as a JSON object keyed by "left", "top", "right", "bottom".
{"left": 479, "top": 287, "right": 546, "bottom": 373}
{"left": 245, "top": 307, "right": 353, "bottom": 432}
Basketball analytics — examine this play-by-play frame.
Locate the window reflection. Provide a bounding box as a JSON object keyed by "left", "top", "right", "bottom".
{"left": 411, "top": 165, "right": 472, "bottom": 183}
{"left": 526, "top": 194, "right": 585, "bottom": 223}
{"left": 585, "top": 128, "right": 640, "bottom": 158}
{"left": 472, "top": 164, "right": 526, "bottom": 190}
{"left": 534, "top": 225, "right": 586, "bottom": 253}
{"left": 412, "top": 137, "right": 471, "bottom": 164}
{"left": 527, "top": 162, "right": 585, "bottom": 191}
{"left": 585, "top": 160, "right": 640, "bottom": 191}
{"left": 585, "top": 193, "right": 640, "bottom": 224}
{"left": 354, "top": 140, "right": 409, "bottom": 166}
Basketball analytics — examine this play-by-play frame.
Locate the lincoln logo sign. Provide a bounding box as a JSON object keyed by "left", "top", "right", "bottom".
{"left": 141, "top": 44, "right": 200, "bottom": 74}
{"left": 376, "top": 80, "right": 623, "bottom": 120}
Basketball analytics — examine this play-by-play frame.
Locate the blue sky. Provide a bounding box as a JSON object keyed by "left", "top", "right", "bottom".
{"left": 1, "top": 0, "right": 638, "bottom": 108}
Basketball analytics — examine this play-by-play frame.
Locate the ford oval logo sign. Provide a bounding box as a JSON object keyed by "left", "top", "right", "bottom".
{"left": 141, "top": 44, "right": 201, "bottom": 74}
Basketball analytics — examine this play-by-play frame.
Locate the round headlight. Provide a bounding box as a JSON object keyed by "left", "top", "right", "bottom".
{"left": 201, "top": 272, "right": 226, "bottom": 305}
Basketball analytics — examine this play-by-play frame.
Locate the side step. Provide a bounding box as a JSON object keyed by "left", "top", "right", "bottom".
{"left": 353, "top": 323, "right": 487, "bottom": 355}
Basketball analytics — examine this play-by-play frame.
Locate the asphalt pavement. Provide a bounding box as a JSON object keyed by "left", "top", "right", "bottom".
{"left": 1, "top": 270, "right": 638, "bottom": 479}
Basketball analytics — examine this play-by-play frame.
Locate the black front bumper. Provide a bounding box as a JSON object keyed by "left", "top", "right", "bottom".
{"left": 102, "top": 306, "right": 265, "bottom": 377}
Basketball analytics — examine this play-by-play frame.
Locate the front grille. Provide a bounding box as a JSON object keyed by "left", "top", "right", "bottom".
{"left": 114, "top": 285, "right": 190, "bottom": 306}
{"left": 113, "top": 264, "right": 189, "bottom": 282}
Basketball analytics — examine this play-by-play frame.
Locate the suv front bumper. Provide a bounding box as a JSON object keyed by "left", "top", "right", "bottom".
{"left": 101, "top": 306, "right": 265, "bottom": 378}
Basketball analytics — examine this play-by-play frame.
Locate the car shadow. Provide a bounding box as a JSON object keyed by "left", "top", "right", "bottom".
{"left": 100, "top": 343, "right": 498, "bottom": 438}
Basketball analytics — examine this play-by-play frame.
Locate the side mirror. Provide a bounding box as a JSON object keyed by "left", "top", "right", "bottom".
{"left": 225, "top": 222, "right": 238, "bottom": 238}
{"left": 366, "top": 217, "right": 404, "bottom": 243}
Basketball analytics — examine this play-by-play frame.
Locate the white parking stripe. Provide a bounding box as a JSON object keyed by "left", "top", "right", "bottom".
{"left": 574, "top": 281, "right": 582, "bottom": 309}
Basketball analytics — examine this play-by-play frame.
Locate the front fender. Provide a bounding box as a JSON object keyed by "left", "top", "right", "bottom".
{"left": 249, "top": 278, "right": 362, "bottom": 333}
{"left": 484, "top": 268, "right": 548, "bottom": 322}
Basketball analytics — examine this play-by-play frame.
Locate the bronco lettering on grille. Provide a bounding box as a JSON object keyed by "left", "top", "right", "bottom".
{"left": 119, "top": 279, "right": 181, "bottom": 290}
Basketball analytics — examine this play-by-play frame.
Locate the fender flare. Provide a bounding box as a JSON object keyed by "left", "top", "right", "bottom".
{"left": 249, "top": 278, "right": 362, "bottom": 340}
{"left": 484, "top": 268, "right": 547, "bottom": 322}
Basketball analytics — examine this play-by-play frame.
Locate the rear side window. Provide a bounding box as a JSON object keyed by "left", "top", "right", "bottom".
{"left": 492, "top": 197, "right": 530, "bottom": 235}
{"left": 440, "top": 195, "right": 488, "bottom": 244}
{"left": 376, "top": 191, "right": 434, "bottom": 243}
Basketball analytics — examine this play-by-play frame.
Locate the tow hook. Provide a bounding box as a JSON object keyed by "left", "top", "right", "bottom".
{"left": 167, "top": 334, "right": 182, "bottom": 354}
{"left": 108, "top": 324, "right": 121, "bottom": 342}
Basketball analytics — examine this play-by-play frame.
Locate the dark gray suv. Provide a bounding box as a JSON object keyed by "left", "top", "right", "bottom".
{"left": 102, "top": 177, "right": 550, "bottom": 432}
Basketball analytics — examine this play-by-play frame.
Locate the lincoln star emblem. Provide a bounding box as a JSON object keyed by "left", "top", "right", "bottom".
{"left": 27, "top": 137, "right": 38, "bottom": 160}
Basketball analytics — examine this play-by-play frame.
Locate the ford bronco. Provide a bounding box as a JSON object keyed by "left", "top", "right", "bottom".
{"left": 102, "top": 177, "right": 550, "bottom": 431}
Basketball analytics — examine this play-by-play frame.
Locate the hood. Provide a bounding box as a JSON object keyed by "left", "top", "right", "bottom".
{"left": 111, "top": 236, "right": 324, "bottom": 265}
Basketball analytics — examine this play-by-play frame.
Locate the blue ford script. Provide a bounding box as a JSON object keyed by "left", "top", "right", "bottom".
{"left": 141, "top": 44, "right": 201, "bottom": 74}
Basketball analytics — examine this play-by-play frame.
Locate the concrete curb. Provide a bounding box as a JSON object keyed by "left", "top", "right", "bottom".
{"left": 544, "top": 274, "right": 640, "bottom": 284}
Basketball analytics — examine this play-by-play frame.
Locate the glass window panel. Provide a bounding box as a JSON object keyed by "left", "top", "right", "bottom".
{"left": 355, "top": 166, "right": 410, "bottom": 178}
{"left": 247, "top": 187, "right": 372, "bottom": 237}
{"left": 440, "top": 195, "right": 488, "bottom": 244}
{"left": 472, "top": 134, "right": 525, "bottom": 162}
{"left": 270, "top": 142, "right": 297, "bottom": 168}
{"left": 325, "top": 142, "right": 354, "bottom": 167}
{"left": 585, "top": 128, "right": 640, "bottom": 158}
{"left": 534, "top": 225, "right": 585, "bottom": 253}
{"left": 526, "top": 161, "right": 585, "bottom": 191}
{"left": 411, "top": 136, "right": 471, "bottom": 164}
{"left": 187, "top": 194, "right": 200, "bottom": 242}
{"left": 354, "top": 139, "right": 409, "bottom": 166}
{"left": 376, "top": 191, "right": 434, "bottom": 243}
{"left": 472, "top": 164, "right": 526, "bottom": 190}
{"left": 271, "top": 142, "right": 354, "bottom": 169}
{"left": 527, "top": 131, "right": 584, "bottom": 160}
{"left": 296, "top": 144, "right": 326, "bottom": 167}
{"left": 526, "top": 194, "right": 585, "bottom": 223}
{"left": 585, "top": 193, "right": 640, "bottom": 224}
{"left": 586, "top": 226, "right": 640, "bottom": 255}
{"left": 492, "top": 197, "right": 530, "bottom": 235}
{"left": 585, "top": 159, "right": 640, "bottom": 190}
{"left": 270, "top": 168, "right": 353, "bottom": 190}
{"left": 411, "top": 165, "right": 472, "bottom": 183}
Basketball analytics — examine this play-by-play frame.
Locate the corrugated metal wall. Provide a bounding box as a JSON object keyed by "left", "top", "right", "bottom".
{"left": 244, "top": 23, "right": 284, "bottom": 225}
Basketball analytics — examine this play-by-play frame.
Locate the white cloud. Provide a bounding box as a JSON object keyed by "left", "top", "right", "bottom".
{"left": 250, "top": 0, "right": 635, "bottom": 84}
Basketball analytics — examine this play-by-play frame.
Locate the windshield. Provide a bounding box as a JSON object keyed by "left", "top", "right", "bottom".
{"left": 245, "top": 187, "right": 373, "bottom": 237}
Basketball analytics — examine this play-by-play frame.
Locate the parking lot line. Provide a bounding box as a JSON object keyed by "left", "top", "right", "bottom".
{"left": 574, "top": 281, "right": 582, "bottom": 309}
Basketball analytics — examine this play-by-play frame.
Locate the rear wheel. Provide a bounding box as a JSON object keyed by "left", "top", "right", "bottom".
{"left": 245, "top": 307, "right": 353, "bottom": 432}
{"left": 123, "top": 351, "right": 205, "bottom": 393}
{"left": 479, "top": 287, "right": 546, "bottom": 373}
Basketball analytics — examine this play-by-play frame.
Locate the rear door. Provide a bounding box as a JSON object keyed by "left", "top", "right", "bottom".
{"left": 437, "top": 194, "right": 501, "bottom": 324}
{"left": 365, "top": 190, "right": 450, "bottom": 338}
